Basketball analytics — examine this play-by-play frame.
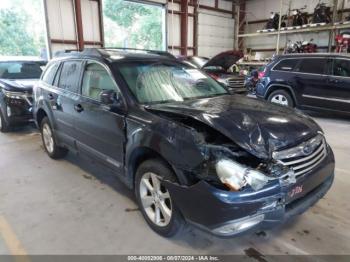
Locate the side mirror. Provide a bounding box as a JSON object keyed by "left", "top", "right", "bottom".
{"left": 100, "top": 89, "right": 117, "bottom": 105}
{"left": 100, "top": 89, "right": 123, "bottom": 109}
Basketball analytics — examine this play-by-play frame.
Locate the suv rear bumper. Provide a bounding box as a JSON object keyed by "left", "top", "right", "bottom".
{"left": 164, "top": 149, "right": 335, "bottom": 237}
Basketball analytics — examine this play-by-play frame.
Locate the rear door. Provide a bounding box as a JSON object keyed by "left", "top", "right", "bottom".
{"left": 51, "top": 60, "right": 83, "bottom": 147}
{"left": 325, "top": 58, "right": 350, "bottom": 112}
{"left": 294, "top": 58, "right": 331, "bottom": 108}
{"left": 74, "top": 60, "right": 126, "bottom": 172}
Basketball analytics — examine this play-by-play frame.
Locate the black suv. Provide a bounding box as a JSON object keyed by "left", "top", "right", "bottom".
{"left": 0, "top": 57, "right": 46, "bottom": 132}
{"left": 256, "top": 53, "right": 350, "bottom": 113}
{"left": 33, "top": 49, "right": 334, "bottom": 237}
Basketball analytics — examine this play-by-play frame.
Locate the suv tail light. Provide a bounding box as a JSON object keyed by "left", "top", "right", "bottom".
{"left": 208, "top": 73, "right": 219, "bottom": 80}
{"left": 258, "top": 71, "right": 265, "bottom": 79}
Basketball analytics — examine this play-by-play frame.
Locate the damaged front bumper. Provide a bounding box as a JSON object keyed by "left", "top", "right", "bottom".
{"left": 1, "top": 94, "right": 33, "bottom": 125}
{"left": 163, "top": 149, "right": 335, "bottom": 237}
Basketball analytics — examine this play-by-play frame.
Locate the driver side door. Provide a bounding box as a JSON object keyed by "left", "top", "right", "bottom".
{"left": 75, "top": 60, "right": 126, "bottom": 173}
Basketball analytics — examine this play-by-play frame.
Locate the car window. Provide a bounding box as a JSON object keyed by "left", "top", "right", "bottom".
{"left": 81, "top": 62, "right": 118, "bottom": 101}
{"left": 273, "top": 59, "right": 299, "bottom": 71}
{"left": 58, "top": 61, "right": 82, "bottom": 93}
{"left": 333, "top": 59, "right": 350, "bottom": 77}
{"left": 42, "top": 62, "right": 60, "bottom": 85}
{"left": 298, "top": 58, "right": 327, "bottom": 74}
{"left": 0, "top": 61, "right": 45, "bottom": 79}
{"left": 117, "top": 61, "right": 228, "bottom": 104}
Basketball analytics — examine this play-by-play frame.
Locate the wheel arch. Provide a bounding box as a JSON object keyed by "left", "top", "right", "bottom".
{"left": 127, "top": 146, "right": 187, "bottom": 189}
{"left": 265, "top": 84, "right": 298, "bottom": 106}
{"left": 36, "top": 108, "right": 48, "bottom": 128}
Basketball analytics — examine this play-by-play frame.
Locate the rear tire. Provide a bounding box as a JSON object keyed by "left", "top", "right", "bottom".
{"left": 135, "top": 159, "right": 186, "bottom": 237}
{"left": 268, "top": 90, "right": 294, "bottom": 107}
{"left": 40, "top": 117, "right": 68, "bottom": 159}
{"left": 0, "top": 110, "right": 10, "bottom": 133}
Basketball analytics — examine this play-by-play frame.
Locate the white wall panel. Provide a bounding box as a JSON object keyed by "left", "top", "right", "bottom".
{"left": 198, "top": 10, "right": 234, "bottom": 57}
{"left": 167, "top": 13, "right": 181, "bottom": 47}
{"left": 81, "top": 0, "right": 101, "bottom": 42}
{"left": 218, "top": 0, "right": 232, "bottom": 11}
{"left": 199, "top": 0, "right": 214, "bottom": 7}
{"left": 167, "top": 2, "right": 180, "bottom": 11}
{"left": 46, "top": 0, "right": 77, "bottom": 40}
{"left": 188, "top": 16, "right": 194, "bottom": 47}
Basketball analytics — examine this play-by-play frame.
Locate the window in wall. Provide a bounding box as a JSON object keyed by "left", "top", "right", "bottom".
{"left": 0, "top": 0, "right": 46, "bottom": 57}
{"left": 103, "top": 0, "right": 166, "bottom": 51}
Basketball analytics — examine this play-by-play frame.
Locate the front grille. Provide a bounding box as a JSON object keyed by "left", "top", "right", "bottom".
{"left": 273, "top": 135, "right": 327, "bottom": 177}
{"left": 227, "top": 78, "right": 244, "bottom": 88}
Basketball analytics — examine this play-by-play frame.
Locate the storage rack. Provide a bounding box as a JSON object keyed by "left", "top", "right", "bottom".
{"left": 237, "top": 0, "right": 350, "bottom": 54}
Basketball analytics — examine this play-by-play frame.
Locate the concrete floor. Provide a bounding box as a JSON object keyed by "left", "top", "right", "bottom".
{"left": 0, "top": 113, "right": 349, "bottom": 256}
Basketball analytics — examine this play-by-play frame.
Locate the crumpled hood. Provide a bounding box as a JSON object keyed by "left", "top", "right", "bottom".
{"left": 0, "top": 79, "right": 37, "bottom": 92}
{"left": 147, "top": 95, "right": 321, "bottom": 160}
{"left": 203, "top": 50, "right": 244, "bottom": 71}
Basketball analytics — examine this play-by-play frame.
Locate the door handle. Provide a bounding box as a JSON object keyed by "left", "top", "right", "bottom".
{"left": 74, "top": 104, "right": 84, "bottom": 113}
{"left": 47, "top": 93, "right": 55, "bottom": 100}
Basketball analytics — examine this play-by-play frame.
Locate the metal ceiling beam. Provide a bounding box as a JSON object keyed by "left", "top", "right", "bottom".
{"left": 74, "top": 0, "right": 84, "bottom": 51}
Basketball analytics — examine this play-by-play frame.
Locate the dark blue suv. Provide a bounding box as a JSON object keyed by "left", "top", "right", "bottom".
{"left": 256, "top": 53, "right": 350, "bottom": 114}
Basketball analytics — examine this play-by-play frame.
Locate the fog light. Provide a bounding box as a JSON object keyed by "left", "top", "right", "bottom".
{"left": 213, "top": 214, "right": 264, "bottom": 236}
{"left": 6, "top": 106, "right": 11, "bottom": 117}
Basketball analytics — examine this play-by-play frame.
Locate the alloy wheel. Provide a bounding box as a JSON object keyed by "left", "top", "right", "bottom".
{"left": 139, "top": 172, "right": 172, "bottom": 227}
{"left": 42, "top": 123, "right": 54, "bottom": 153}
{"left": 270, "top": 94, "right": 289, "bottom": 106}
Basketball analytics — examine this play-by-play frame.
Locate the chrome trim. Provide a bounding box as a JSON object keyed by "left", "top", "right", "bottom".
{"left": 302, "top": 94, "right": 350, "bottom": 104}
{"left": 294, "top": 151, "right": 326, "bottom": 176}
{"left": 292, "top": 148, "right": 325, "bottom": 171}
{"left": 272, "top": 134, "right": 323, "bottom": 160}
{"left": 281, "top": 142, "right": 324, "bottom": 165}
{"left": 273, "top": 135, "right": 327, "bottom": 177}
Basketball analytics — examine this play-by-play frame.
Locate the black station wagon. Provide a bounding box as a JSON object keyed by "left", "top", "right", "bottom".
{"left": 33, "top": 49, "right": 335, "bottom": 237}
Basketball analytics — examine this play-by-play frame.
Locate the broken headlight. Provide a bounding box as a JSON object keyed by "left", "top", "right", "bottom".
{"left": 215, "top": 159, "right": 273, "bottom": 191}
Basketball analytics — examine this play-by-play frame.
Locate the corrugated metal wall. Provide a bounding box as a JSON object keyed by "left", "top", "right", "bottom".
{"left": 44, "top": 0, "right": 235, "bottom": 58}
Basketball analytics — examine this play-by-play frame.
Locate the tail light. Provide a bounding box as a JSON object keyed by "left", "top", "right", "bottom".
{"left": 258, "top": 71, "right": 265, "bottom": 79}
{"left": 208, "top": 73, "right": 219, "bottom": 80}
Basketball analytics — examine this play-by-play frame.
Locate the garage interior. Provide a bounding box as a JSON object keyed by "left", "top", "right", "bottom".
{"left": 0, "top": 0, "right": 350, "bottom": 258}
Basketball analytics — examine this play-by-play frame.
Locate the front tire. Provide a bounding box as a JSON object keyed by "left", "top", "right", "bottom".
{"left": 268, "top": 90, "right": 294, "bottom": 107}
{"left": 40, "top": 117, "right": 68, "bottom": 159}
{"left": 135, "top": 159, "right": 185, "bottom": 237}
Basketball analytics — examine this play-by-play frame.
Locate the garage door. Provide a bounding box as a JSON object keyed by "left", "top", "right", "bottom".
{"left": 197, "top": 10, "right": 234, "bottom": 57}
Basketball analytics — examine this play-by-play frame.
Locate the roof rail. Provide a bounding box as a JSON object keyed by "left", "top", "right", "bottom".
{"left": 53, "top": 49, "right": 80, "bottom": 57}
{"left": 102, "top": 47, "right": 176, "bottom": 59}
{"left": 52, "top": 47, "right": 176, "bottom": 59}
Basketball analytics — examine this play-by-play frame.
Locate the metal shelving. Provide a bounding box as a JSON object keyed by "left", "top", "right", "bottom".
{"left": 238, "top": 0, "right": 349, "bottom": 54}
{"left": 238, "top": 23, "right": 350, "bottom": 38}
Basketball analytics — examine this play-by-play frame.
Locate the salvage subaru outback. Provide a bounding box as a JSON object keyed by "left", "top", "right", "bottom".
{"left": 33, "top": 49, "right": 335, "bottom": 237}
